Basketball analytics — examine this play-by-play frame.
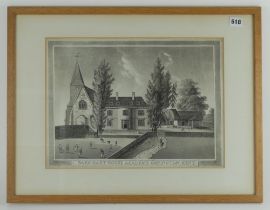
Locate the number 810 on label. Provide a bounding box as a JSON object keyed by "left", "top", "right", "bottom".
{"left": 230, "top": 17, "right": 243, "bottom": 27}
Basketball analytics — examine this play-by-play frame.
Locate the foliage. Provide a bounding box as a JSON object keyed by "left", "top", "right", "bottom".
{"left": 145, "top": 57, "right": 177, "bottom": 131}
{"left": 163, "top": 71, "right": 172, "bottom": 108}
{"left": 177, "top": 79, "right": 209, "bottom": 120}
{"left": 92, "top": 59, "right": 114, "bottom": 136}
{"left": 170, "top": 82, "right": 177, "bottom": 108}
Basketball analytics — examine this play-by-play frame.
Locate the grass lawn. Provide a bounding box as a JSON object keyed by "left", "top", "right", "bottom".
{"left": 152, "top": 136, "right": 215, "bottom": 159}
{"left": 115, "top": 136, "right": 215, "bottom": 159}
{"left": 55, "top": 137, "right": 135, "bottom": 159}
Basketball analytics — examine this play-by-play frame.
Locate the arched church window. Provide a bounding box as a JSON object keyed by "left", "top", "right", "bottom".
{"left": 79, "top": 100, "right": 87, "bottom": 110}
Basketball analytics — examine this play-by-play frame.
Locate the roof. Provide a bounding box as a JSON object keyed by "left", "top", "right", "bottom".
{"left": 68, "top": 86, "right": 94, "bottom": 107}
{"left": 163, "top": 109, "right": 181, "bottom": 121}
{"left": 83, "top": 86, "right": 148, "bottom": 108}
{"left": 106, "top": 96, "right": 148, "bottom": 108}
{"left": 70, "top": 62, "right": 84, "bottom": 86}
{"left": 178, "top": 111, "right": 202, "bottom": 121}
{"left": 84, "top": 86, "right": 95, "bottom": 102}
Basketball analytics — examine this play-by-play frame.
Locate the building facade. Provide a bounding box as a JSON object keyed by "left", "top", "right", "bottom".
{"left": 65, "top": 62, "right": 149, "bottom": 131}
{"left": 104, "top": 92, "right": 149, "bottom": 130}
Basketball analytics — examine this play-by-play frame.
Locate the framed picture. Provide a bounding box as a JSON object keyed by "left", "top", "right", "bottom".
{"left": 7, "top": 6, "right": 262, "bottom": 203}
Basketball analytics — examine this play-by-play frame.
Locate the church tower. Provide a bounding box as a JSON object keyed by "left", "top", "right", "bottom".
{"left": 69, "top": 61, "right": 85, "bottom": 104}
{"left": 65, "top": 61, "right": 85, "bottom": 125}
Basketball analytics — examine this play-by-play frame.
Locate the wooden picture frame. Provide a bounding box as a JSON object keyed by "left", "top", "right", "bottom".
{"left": 7, "top": 6, "right": 262, "bottom": 203}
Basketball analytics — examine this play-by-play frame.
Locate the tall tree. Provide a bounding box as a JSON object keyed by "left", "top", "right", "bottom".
{"left": 177, "top": 79, "right": 209, "bottom": 120}
{"left": 163, "top": 71, "right": 172, "bottom": 108}
{"left": 92, "top": 59, "right": 114, "bottom": 136}
{"left": 145, "top": 57, "right": 176, "bottom": 131}
{"left": 170, "top": 82, "right": 177, "bottom": 108}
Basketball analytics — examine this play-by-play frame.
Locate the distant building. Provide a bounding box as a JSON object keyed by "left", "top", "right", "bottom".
{"left": 65, "top": 62, "right": 149, "bottom": 131}
{"left": 177, "top": 111, "right": 203, "bottom": 128}
{"left": 162, "top": 109, "right": 181, "bottom": 127}
{"left": 162, "top": 109, "right": 203, "bottom": 128}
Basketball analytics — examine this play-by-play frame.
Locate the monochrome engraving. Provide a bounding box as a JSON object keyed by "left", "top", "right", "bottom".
{"left": 46, "top": 38, "right": 224, "bottom": 168}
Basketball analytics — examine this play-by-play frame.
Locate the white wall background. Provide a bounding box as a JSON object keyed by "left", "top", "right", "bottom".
{"left": 0, "top": 0, "right": 269, "bottom": 209}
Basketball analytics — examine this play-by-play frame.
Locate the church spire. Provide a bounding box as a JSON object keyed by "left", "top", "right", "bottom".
{"left": 70, "top": 59, "right": 84, "bottom": 86}
{"left": 68, "top": 56, "right": 85, "bottom": 107}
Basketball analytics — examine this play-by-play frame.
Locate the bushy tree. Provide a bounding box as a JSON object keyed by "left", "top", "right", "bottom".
{"left": 92, "top": 59, "right": 114, "bottom": 136}
{"left": 177, "top": 79, "right": 209, "bottom": 120}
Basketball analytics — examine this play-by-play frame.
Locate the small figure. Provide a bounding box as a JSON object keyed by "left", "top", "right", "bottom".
{"left": 115, "top": 140, "right": 118, "bottom": 146}
{"left": 160, "top": 137, "right": 167, "bottom": 148}
{"left": 160, "top": 138, "right": 164, "bottom": 147}
{"left": 73, "top": 144, "right": 79, "bottom": 153}
{"left": 66, "top": 144, "right": 69, "bottom": 153}
{"left": 79, "top": 148, "right": 83, "bottom": 156}
{"left": 58, "top": 144, "right": 63, "bottom": 153}
{"left": 100, "top": 149, "right": 105, "bottom": 158}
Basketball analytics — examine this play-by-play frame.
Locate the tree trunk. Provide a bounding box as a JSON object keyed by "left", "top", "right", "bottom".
{"left": 96, "top": 128, "right": 99, "bottom": 138}
{"left": 98, "top": 125, "right": 103, "bottom": 136}
{"left": 152, "top": 124, "right": 158, "bottom": 133}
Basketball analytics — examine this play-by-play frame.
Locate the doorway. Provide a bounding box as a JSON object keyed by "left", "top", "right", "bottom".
{"left": 121, "top": 120, "right": 129, "bottom": 129}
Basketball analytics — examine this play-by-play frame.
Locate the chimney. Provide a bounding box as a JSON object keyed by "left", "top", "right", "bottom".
{"left": 116, "top": 92, "right": 119, "bottom": 100}
{"left": 132, "top": 92, "right": 135, "bottom": 100}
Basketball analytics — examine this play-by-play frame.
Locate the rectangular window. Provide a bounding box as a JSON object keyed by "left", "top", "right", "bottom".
{"left": 138, "top": 110, "right": 144, "bottom": 116}
{"left": 122, "top": 110, "right": 129, "bottom": 116}
{"left": 107, "top": 119, "right": 113, "bottom": 127}
{"left": 107, "top": 110, "right": 113, "bottom": 116}
{"left": 138, "top": 119, "right": 145, "bottom": 127}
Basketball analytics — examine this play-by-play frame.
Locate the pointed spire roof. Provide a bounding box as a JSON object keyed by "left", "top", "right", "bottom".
{"left": 71, "top": 62, "right": 84, "bottom": 86}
